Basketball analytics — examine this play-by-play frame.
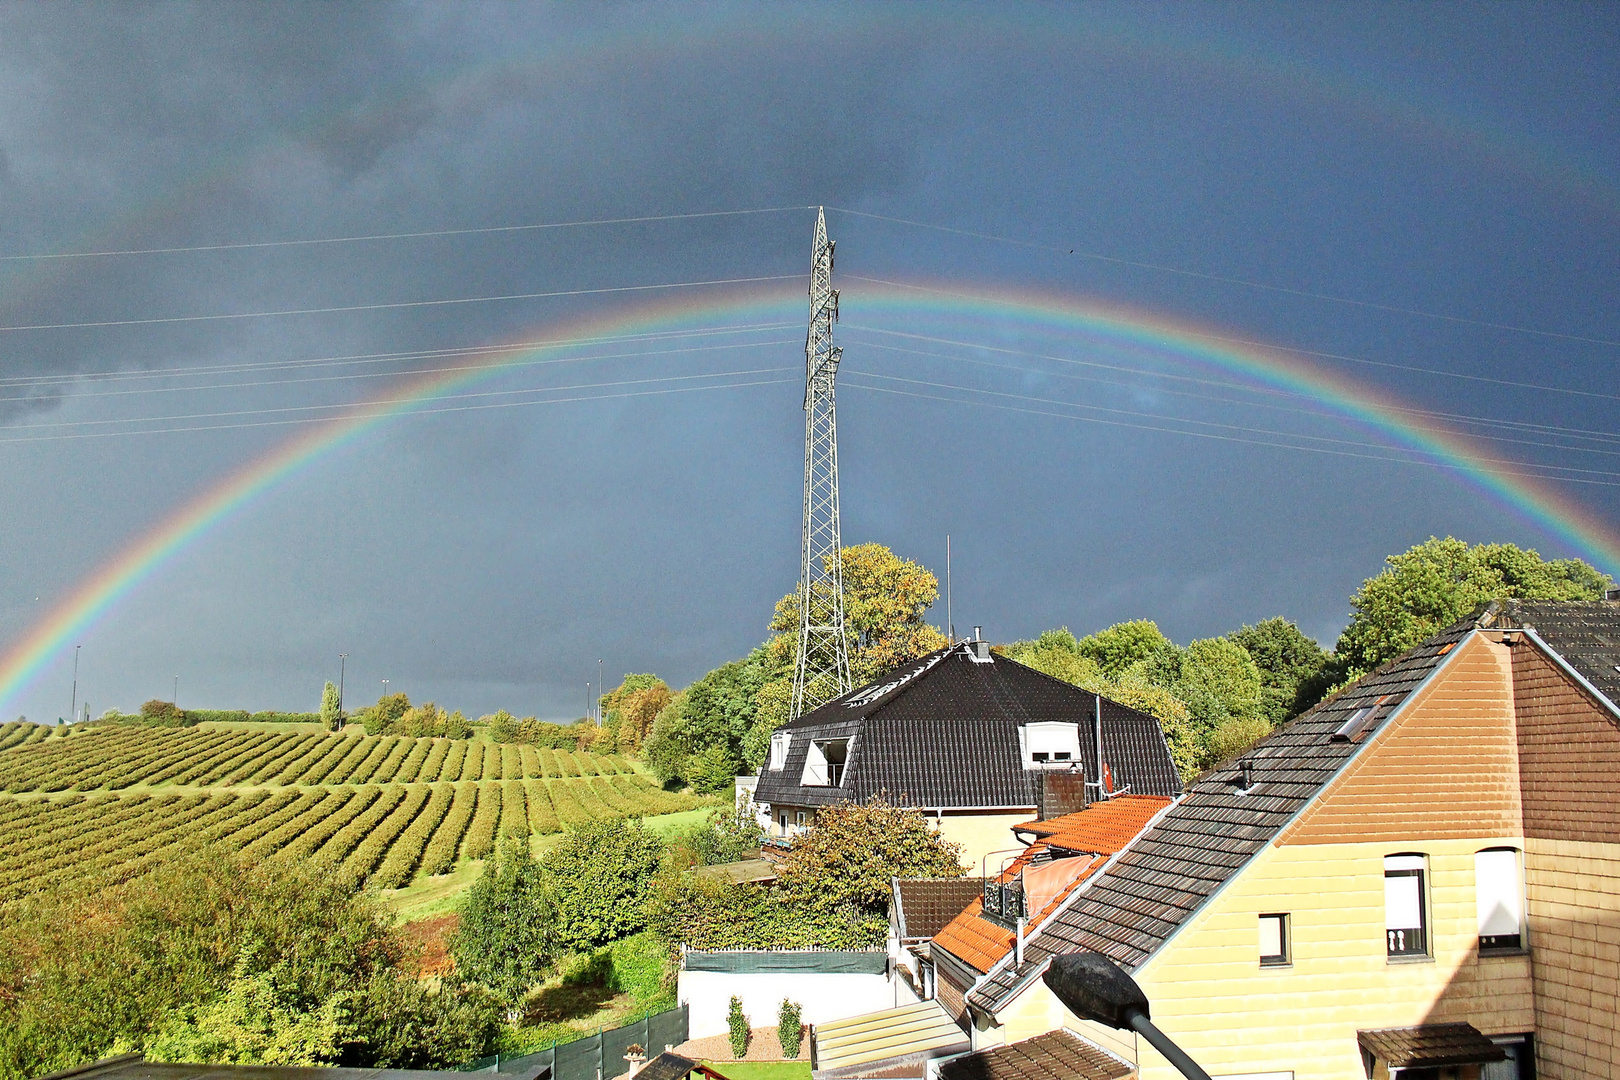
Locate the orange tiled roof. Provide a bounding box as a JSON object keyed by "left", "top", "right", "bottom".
{"left": 932, "top": 796, "right": 1171, "bottom": 974}
{"left": 1013, "top": 794, "right": 1172, "bottom": 854}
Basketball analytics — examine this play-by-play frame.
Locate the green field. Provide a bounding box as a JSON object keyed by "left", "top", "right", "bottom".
{"left": 0, "top": 721, "right": 710, "bottom": 903}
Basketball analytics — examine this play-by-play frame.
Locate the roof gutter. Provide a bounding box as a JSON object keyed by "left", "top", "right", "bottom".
{"left": 1518, "top": 626, "right": 1620, "bottom": 724}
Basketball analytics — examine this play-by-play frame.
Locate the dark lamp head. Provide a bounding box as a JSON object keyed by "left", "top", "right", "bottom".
{"left": 1042, "top": 951, "right": 1151, "bottom": 1030}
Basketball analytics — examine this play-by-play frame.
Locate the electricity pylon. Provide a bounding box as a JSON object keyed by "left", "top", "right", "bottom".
{"left": 790, "top": 208, "right": 853, "bottom": 720}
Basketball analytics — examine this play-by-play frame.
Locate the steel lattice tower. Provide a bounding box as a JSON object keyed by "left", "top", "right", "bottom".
{"left": 790, "top": 208, "right": 853, "bottom": 720}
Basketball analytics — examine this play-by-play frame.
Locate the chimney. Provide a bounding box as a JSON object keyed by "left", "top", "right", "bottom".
{"left": 625, "top": 1046, "right": 647, "bottom": 1078}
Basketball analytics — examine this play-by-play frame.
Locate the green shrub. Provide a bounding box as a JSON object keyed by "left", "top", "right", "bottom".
{"left": 247, "top": 711, "right": 321, "bottom": 724}
{"left": 727, "top": 996, "right": 749, "bottom": 1058}
{"left": 139, "top": 700, "right": 189, "bottom": 727}
{"left": 559, "top": 947, "right": 613, "bottom": 987}
{"left": 539, "top": 818, "right": 665, "bottom": 950}
{"left": 451, "top": 836, "right": 558, "bottom": 1010}
{"left": 778, "top": 999, "right": 802, "bottom": 1059}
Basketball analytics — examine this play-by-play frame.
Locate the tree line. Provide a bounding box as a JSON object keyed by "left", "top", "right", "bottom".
{"left": 609, "top": 536, "right": 1609, "bottom": 788}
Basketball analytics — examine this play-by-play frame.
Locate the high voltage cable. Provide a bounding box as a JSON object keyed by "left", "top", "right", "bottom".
{"left": 829, "top": 209, "right": 1620, "bottom": 349}
{"left": 0, "top": 336, "right": 797, "bottom": 406}
{"left": 0, "top": 368, "right": 797, "bottom": 445}
{"left": 0, "top": 206, "right": 814, "bottom": 261}
{"left": 842, "top": 279, "right": 1620, "bottom": 405}
{"left": 842, "top": 368, "right": 1620, "bottom": 482}
{"left": 0, "top": 321, "right": 798, "bottom": 387}
{"left": 840, "top": 374, "right": 1620, "bottom": 489}
{"left": 0, "top": 274, "right": 800, "bottom": 332}
{"left": 6, "top": 197, "right": 1608, "bottom": 350}
{"left": 849, "top": 338, "right": 1620, "bottom": 461}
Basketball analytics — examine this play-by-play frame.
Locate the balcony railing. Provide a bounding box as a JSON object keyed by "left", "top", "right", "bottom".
{"left": 982, "top": 878, "right": 1027, "bottom": 928}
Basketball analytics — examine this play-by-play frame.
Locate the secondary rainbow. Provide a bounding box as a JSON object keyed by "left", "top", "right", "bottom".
{"left": 2, "top": 277, "right": 1616, "bottom": 714}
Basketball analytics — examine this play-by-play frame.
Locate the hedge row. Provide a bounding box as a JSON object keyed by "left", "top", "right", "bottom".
{"left": 371, "top": 783, "right": 454, "bottom": 889}
{"left": 418, "top": 782, "right": 478, "bottom": 877}
{"left": 460, "top": 783, "right": 501, "bottom": 860}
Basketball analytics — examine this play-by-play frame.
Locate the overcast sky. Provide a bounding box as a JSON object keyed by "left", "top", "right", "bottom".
{"left": 2, "top": 3, "right": 1616, "bottom": 722}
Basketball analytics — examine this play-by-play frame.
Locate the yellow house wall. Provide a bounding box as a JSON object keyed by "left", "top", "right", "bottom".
{"left": 994, "top": 836, "right": 1535, "bottom": 1080}
{"left": 935, "top": 810, "right": 1038, "bottom": 875}
{"left": 1524, "top": 837, "right": 1620, "bottom": 1079}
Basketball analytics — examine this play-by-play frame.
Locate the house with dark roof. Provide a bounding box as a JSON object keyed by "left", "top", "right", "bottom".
{"left": 751, "top": 637, "right": 1182, "bottom": 869}
{"left": 927, "top": 600, "right": 1620, "bottom": 1080}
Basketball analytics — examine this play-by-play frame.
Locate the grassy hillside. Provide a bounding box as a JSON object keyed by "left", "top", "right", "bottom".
{"left": 0, "top": 722, "right": 710, "bottom": 904}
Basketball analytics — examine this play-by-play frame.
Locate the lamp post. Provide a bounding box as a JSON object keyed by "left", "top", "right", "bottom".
{"left": 1043, "top": 952, "right": 1213, "bottom": 1080}
{"left": 597, "top": 659, "right": 603, "bottom": 723}
{"left": 173, "top": 675, "right": 178, "bottom": 708}
{"left": 338, "top": 654, "right": 347, "bottom": 728}
{"left": 70, "top": 645, "right": 81, "bottom": 725}
{"left": 382, "top": 678, "right": 389, "bottom": 702}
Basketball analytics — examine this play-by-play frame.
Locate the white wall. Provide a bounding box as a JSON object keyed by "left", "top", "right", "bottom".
{"left": 678, "top": 969, "right": 898, "bottom": 1038}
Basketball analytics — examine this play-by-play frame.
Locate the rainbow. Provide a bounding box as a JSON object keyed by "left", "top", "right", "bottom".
{"left": 1, "top": 277, "right": 1617, "bottom": 714}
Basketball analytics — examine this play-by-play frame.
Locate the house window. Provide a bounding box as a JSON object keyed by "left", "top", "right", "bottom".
{"left": 802, "top": 738, "right": 850, "bottom": 786}
{"left": 1020, "top": 722, "right": 1081, "bottom": 768}
{"left": 778, "top": 811, "right": 787, "bottom": 834}
{"left": 794, "top": 811, "right": 808, "bottom": 832}
{"left": 1259, "top": 913, "right": 1290, "bottom": 966}
{"left": 769, "top": 732, "right": 792, "bottom": 771}
{"left": 1476, "top": 848, "right": 1525, "bottom": 951}
{"left": 1385, "top": 854, "right": 1429, "bottom": 958}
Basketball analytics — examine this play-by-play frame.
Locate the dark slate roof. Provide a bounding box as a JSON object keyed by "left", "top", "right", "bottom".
{"left": 892, "top": 877, "right": 987, "bottom": 940}
{"left": 752, "top": 643, "right": 1182, "bottom": 811}
{"left": 967, "top": 617, "right": 1476, "bottom": 1013}
{"left": 1357, "top": 1024, "right": 1506, "bottom": 1068}
{"left": 935, "top": 1031, "right": 1134, "bottom": 1080}
{"left": 1481, "top": 598, "right": 1620, "bottom": 708}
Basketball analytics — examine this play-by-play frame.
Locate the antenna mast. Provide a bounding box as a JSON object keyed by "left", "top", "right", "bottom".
{"left": 790, "top": 208, "right": 853, "bottom": 720}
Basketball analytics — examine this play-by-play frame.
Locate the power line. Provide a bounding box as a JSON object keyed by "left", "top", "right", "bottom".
{"left": 845, "top": 368, "right": 1620, "bottom": 480}
{"left": 842, "top": 277, "right": 1620, "bottom": 405}
{"left": 0, "top": 368, "right": 796, "bottom": 445}
{"left": 0, "top": 273, "right": 800, "bottom": 333}
{"left": 828, "top": 208, "right": 1620, "bottom": 349}
{"left": 841, "top": 373, "right": 1620, "bottom": 489}
{"left": 0, "top": 335, "right": 796, "bottom": 406}
{"left": 0, "top": 321, "right": 797, "bottom": 387}
{"left": 0, "top": 206, "right": 813, "bottom": 262}
{"left": 847, "top": 336, "right": 1620, "bottom": 459}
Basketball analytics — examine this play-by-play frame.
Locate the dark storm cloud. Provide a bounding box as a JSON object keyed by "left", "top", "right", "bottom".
{"left": 0, "top": 4, "right": 925, "bottom": 420}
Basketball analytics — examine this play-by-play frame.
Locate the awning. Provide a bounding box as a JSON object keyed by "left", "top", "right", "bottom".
{"left": 1357, "top": 1023, "right": 1508, "bottom": 1069}
{"left": 810, "top": 1001, "right": 969, "bottom": 1078}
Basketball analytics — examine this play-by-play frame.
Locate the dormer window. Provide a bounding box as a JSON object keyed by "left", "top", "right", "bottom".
{"left": 802, "top": 738, "right": 851, "bottom": 786}
{"left": 769, "top": 731, "right": 792, "bottom": 771}
{"left": 1020, "top": 722, "right": 1081, "bottom": 769}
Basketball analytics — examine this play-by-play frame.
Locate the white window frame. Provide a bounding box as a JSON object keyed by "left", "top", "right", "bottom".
{"left": 1476, "top": 847, "right": 1526, "bottom": 952}
{"left": 1018, "top": 722, "right": 1082, "bottom": 769}
{"left": 769, "top": 731, "right": 792, "bottom": 771}
{"left": 1258, "top": 912, "right": 1290, "bottom": 967}
{"left": 1385, "top": 853, "right": 1430, "bottom": 959}
{"left": 801, "top": 737, "right": 851, "bottom": 786}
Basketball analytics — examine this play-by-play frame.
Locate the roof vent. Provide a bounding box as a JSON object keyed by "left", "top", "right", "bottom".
{"left": 1230, "top": 758, "right": 1256, "bottom": 794}
{"left": 1331, "top": 705, "right": 1379, "bottom": 742}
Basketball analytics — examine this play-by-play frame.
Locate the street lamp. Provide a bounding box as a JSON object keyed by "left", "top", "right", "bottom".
{"left": 70, "top": 645, "right": 81, "bottom": 725}
{"left": 597, "top": 659, "right": 603, "bottom": 723}
{"left": 1043, "top": 952, "right": 1213, "bottom": 1080}
{"left": 338, "top": 654, "right": 347, "bottom": 728}
{"left": 173, "top": 675, "right": 179, "bottom": 708}
{"left": 382, "top": 679, "right": 389, "bottom": 701}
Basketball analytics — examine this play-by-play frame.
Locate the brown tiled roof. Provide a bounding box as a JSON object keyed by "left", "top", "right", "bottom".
{"left": 892, "top": 877, "right": 987, "bottom": 941}
{"left": 969, "top": 617, "right": 1476, "bottom": 1012}
{"left": 936, "top": 1030, "right": 1134, "bottom": 1080}
{"left": 1357, "top": 1023, "right": 1506, "bottom": 1068}
{"left": 1013, "top": 796, "right": 1172, "bottom": 854}
{"left": 1483, "top": 599, "right": 1620, "bottom": 709}
{"left": 935, "top": 797, "right": 1169, "bottom": 973}
{"left": 752, "top": 643, "right": 1182, "bottom": 811}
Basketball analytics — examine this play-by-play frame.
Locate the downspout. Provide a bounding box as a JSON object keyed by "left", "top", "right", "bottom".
{"left": 1092, "top": 693, "right": 1105, "bottom": 803}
